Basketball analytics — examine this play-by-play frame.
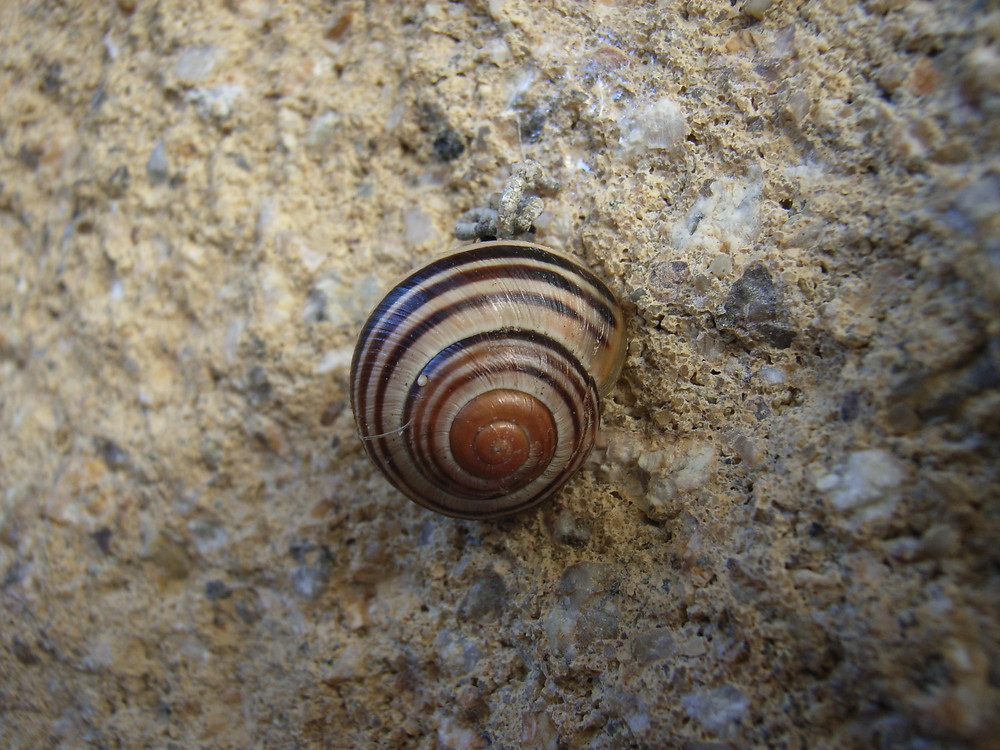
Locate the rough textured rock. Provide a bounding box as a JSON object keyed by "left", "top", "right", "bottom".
{"left": 1, "top": 1, "right": 998, "bottom": 748}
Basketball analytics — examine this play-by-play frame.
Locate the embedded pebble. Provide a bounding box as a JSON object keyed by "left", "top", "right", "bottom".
{"left": 186, "top": 84, "right": 243, "bottom": 121}
{"left": 174, "top": 45, "right": 221, "bottom": 83}
{"left": 673, "top": 441, "right": 716, "bottom": 492}
{"left": 324, "top": 643, "right": 365, "bottom": 684}
{"left": 520, "top": 712, "right": 559, "bottom": 750}
{"left": 718, "top": 264, "right": 796, "bottom": 349}
{"left": 639, "top": 473, "right": 679, "bottom": 522}
{"left": 436, "top": 629, "right": 482, "bottom": 675}
{"left": 620, "top": 98, "right": 689, "bottom": 153}
{"left": 458, "top": 570, "right": 508, "bottom": 621}
{"left": 146, "top": 140, "right": 169, "bottom": 185}
{"left": 546, "top": 562, "right": 621, "bottom": 658}
{"left": 630, "top": 627, "right": 676, "bottom": 664}
{"left": 551, "top": 509, "right": 591, "bottom": 546}
{"left": 758, "top": 365, "right": 786, "bottom": 386}
{"left": 708, "top": 252, "right": 733, "bottom": 278}
{"left": 92, "top": 527, "right": 113, "bottom": 555}
{"left": 187, "top": 519, "right": 228, "bottom": 556}
{"left": 306, "top": 110, "right": 342, "bottom": 152}
{"left": 816, "top": 449, "right": 907, "bottom": 520}
{"left": 144, "top": 532, "right": 193, "bottom": 580}
{"left": 289, "top": 544, "right": 333, "bottom": 601}
{"left": 404, "top": 206, "right": 436, "bottom": 246}
{"left": 681, "top": 685, "right": 750, "bottom": 735}
{"left": 743, "top": 0, "right": 774, "bottom": 18}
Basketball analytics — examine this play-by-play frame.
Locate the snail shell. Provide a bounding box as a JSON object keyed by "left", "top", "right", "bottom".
{"left": 350, "top": 240, "right": 626, "bottom": 519}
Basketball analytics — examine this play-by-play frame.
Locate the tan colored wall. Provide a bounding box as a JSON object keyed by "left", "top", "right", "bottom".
{"left": 1, "top": 1, "right": 997, "bottom": 747}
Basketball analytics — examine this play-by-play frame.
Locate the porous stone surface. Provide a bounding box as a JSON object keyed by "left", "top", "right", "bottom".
{"left": 1, "top": 1, "right": 998, "bottom": 748}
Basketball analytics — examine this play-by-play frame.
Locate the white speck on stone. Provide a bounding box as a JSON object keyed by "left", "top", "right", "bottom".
{"left": 291, "top": 565, "right": 327, "bottom": 600}
{"left": 487, "top": 0, "right": 507, "bottom": 19}
{"left": 624, "top": 699, "right": 650, "bottom": 734}
{"left": 317, "top": 347, "right": 354, "bottom": 374}
{"left": 278, "top": 108, "right": 303, "bottom": 151}
{"left": 640, "top": 473, "right": 677, "bottom": 521}
{"left": 103, "top": 33, "right": 118, "bottom": 60}
{"left": 817, "top": 449, "right": 907, "bottom": 520}
{"left": 385, "top": 102, "right": 407, "bottom": 133}
{"left": 187, "top": 519, "right": 228, "bottom": 556}
{"left": 306, "top": 110, "right": 342, "bottom": 152}
{"left": 620, "top": 97, "right": 688, "bottom": 154}
{"left": 223, "top": 318, "right": 245, "bottom": 365}
{"left": 256, "top": 198, "right": 277, "bottom": 239}
{"left": 783, "top": 161, "right": 827, "bottom": 185}
{"left": 83, "top": 637, "right": 114, "bottom": 671}
{"left": 186, "top": 84, "right": 244, "bottom": 121}
{"left": 311, "top": 273, "right": 382, "bottom": 327}
{"left": 709, "top": 252, "right": 733, "bottom": 277}
{"left": 815, "top": 472, "right": 840, "bottom": 492}
{"left": 109, "top": 279, "right": 124, "bottom": 301}
{"left": 180, "top": 241, "right": 206, "bottom": 269}
{"left": 174, "top": 45, "right": 221, "bottom": 83}
{"left": 670, "top": 170, "right": 763, "bottom": 254}
{"left": 743, "top": 0, "right": 774, "bottom": 19}
{"left": 290, "top": 235, "right": 323, "bottom": 272}
{"left": 673, "top": 440, "right": 716, "bottom": 492}
{"left": 404, "top": 207, "right": 435, "bottom": 246}
{"left": 485, "top": 37, "right": 511, "bottom": 66}
{"left": 146, "top": 140, "right": 169, "bottom": 185}
{"left": 681, "top": 684, "right": 749, "bottom": 735}
{"left": 259, "top": 267, "right": 295, "bottom": 326}
{"left": 438, "top": 716, "right": 483, "bottom": 750}
{"left": 758, "top": 365, "right": 785, "bottom": 385}
{"left": 436, "top": 629, "right": 482, "bottom": 675}
{"left": 544, "top": 605, "right": 580, "bottom": 659}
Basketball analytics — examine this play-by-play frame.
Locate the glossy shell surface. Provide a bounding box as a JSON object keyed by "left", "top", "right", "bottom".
{"left": 350, "top": 240, "right": 626, "bottom": 519}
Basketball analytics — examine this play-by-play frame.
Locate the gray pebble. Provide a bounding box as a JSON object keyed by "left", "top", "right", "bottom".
{"left": 718, "top": 263, "right": 796, "bottom": 349}
{"left": 289, "top": 544, "right": 333, "bottom": 601}
{"left": 146, "top": 141, "right": 169, "bottom": 186}
{"left": 459, "top": 570, "right": 508, "bottom": 621}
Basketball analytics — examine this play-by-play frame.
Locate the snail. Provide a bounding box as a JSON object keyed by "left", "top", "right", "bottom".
{"left": 350, "top": 240, "right": 626, "bottom": 519}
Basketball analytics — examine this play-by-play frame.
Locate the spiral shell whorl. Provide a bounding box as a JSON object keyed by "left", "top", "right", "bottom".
{"left": 350, "top": 241, "right": 625, "bottom": 519}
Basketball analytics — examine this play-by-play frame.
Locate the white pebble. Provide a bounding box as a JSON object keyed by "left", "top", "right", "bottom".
{"left": 306, "top": 110, "right": 342, "bottom": 152}
{"left": 758, "top": 365, "right": 785, "bottom": 385}
{"left": 818, "top": 449, "right": 907, "bottom": 519}
{"left": 186, "top": 84, "right": 244, "bottom": 121}
{"left": 620, "top": 98, "right": 689, "bottom": 154}
{"left": 174, "top": 45, "right": 221, "bottom": 83}
{"left": 404, "top": 207, "right": 435, "bottom": 246}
